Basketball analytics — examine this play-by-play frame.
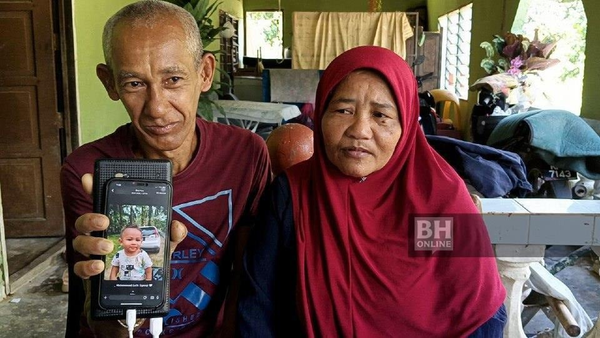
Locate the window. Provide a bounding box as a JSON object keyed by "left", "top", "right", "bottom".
{"left": 511, "top": 0, "right": 587, "bottom": 115}
{"left": 438, "top": 4, "right": 472, "bottom": 100}
{"left": 245, "top": 11, "right": 283, "bottom": 59}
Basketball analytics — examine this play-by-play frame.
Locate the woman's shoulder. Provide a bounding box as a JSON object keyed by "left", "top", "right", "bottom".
{"left": 267, "top": 173, "right": 293, "bottom": 220}
{"left": 272, "top": 173, "right": 291, "bottom": 197}
{"left": 260, "top": 173, "right": 295, "bottom": 246}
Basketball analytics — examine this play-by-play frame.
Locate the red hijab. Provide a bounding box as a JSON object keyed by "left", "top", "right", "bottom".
{"left": 286, "top": 46, "right": 505, "bottom": 337}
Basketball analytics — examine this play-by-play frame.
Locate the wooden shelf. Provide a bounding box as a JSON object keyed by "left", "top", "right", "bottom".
{"left": 219, "top": 10, "right": 239, "bottom": 90}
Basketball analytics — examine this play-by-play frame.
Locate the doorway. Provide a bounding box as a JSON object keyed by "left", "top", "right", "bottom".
{"left": 0, "top": 0, "right": 76, "bottom": 292}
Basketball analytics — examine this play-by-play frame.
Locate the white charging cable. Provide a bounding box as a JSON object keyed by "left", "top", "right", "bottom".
{"left": 126, "top": 309, "right": 137, "bottom": 338}
{"left": 124, "top": 309, "right": 162, "bottom": 337}
{"left": 149, "top": 317, "right": 163, "bottom": 338}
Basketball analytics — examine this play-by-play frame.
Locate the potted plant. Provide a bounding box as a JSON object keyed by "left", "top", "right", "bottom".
{"left": 471, "top": 30, "right": 560, "bottom": 113}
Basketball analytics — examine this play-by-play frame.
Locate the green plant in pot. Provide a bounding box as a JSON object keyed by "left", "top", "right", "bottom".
{"left": 166, "top": 0, "right": 231, "bottom": 121}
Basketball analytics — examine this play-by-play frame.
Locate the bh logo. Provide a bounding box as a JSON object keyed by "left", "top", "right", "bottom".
{"left": 414, "top": 217, "right": 453, "bottom": 251}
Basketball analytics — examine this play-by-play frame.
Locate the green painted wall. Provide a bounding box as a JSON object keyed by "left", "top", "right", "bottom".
{"left": 74, "top": 0, "right": 244, "bottom": 145}
{"left": 243, "top": 0, "right": 426, "bottom": 50}
{"left": 74, "top": 0, "right": 137, "bottom": 145}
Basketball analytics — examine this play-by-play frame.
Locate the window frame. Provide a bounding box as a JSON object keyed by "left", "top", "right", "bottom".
{"left": 244, "top": 10, "right": 284, "bottom": 59}
{"left": 438, "top": 3, "right": 473, "bottom": 100}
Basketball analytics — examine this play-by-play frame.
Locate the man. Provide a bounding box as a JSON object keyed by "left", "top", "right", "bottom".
{"left": 61, "top": 1, "right": 271, "bottom": 336}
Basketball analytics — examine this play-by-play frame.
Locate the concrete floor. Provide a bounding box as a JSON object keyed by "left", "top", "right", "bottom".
{"left": 6, "top": 237, "right": 62, "bottom": 275}
{"left": 0, "top": 245, "right": 597, "bottom": 337}
{"left": 0, "top": 259, "right": 67, "bottom": 337}
{"left": 524, "top": 246, "right": 600, "bottom": 336}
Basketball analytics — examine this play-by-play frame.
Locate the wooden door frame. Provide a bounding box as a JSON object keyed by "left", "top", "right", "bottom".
{"left": 55, "top": 0, "right": 79, "bottom": 156}
{"left": 0, "top": 187, "right": 9, "bottom": 297}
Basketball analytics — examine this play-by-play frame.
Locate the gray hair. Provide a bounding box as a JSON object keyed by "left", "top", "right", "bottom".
{"left": 102, "top": 0, "right": 203, "bottom": 69}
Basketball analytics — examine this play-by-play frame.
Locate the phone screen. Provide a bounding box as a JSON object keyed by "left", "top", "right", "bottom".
{"left": 99, "top": 179, "right": 172, "bottom": 309}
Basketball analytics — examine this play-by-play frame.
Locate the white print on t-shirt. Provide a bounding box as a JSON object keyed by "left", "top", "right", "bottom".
{"left": 111, "top": 249, "right": 152, "bottom": 281}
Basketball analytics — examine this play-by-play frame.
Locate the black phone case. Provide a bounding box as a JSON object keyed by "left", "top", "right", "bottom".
{"left": 91, "top": 159, "right": 172, "bottom": 320}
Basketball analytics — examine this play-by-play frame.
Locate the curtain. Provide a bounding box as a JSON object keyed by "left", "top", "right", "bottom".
{"left": 292, "top": 12, "right": 414, "bottom": 69}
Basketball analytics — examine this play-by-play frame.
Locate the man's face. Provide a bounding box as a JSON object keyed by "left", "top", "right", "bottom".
{"left": 119, "top": 228, "right": 143, "bottom": 255}
{"left": 98, "top": 16, "right": 213, "bottom": 156}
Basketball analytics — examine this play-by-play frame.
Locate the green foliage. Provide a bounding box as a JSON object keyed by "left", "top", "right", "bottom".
{"left": 514, "top": 0, "right": 586, "bottom": 83}
{"left": 166, "top": 0, "right": 229, "bottom": 120}
{"left": 479, "top": 31, "right": 560, "bottom": 76}
{"left": 492, "top": 35, "right": 505, "bottom": 55}
{"left": 196, "top": 96, "right": 225, "bottom": 122}
{"left": 166, "top": 0, "right": 225, "bottom": 47}
{"left": 480, "top": 41, "right": 495, "bottom": 59}
{"left": 106, "top": 204, "right": 168, "bottom": 235}
{"left": 480, "top": 58, "right": 496, "bottom": 74}
{"left": 248, "top": 12, "right": 281, "bottom": 47}
{"left": 497, "top": 58, "right": 509, "bottom": 73}
{"left": 105, "top": 235, "right": 121, "bottom": 266}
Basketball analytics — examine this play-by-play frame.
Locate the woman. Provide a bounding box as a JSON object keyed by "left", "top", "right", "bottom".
{"left": 237, "top": 46, "right": 506, "bottom": 337}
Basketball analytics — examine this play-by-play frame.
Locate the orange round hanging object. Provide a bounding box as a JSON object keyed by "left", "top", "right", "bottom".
{"left": 266, "top": 123, "right": 314, "bottom": 176}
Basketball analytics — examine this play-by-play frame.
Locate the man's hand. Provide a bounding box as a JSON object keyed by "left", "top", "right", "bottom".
{"left": 71, "top": 173, "right": 187, "bottom": 336}
{"left": 73, "top": 173, "right": 187, "bottom": 279}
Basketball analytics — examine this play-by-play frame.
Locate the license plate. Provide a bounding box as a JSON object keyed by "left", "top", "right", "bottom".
{"left": 543, "top": 166, "right": 575, "bottom": 181}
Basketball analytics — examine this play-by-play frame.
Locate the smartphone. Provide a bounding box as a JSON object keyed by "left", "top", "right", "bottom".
{"left": 91, "top": 159, "right": 172, "bottom": 320}
{"left": 99, "top": 178, "right": 172, "bottom": 309}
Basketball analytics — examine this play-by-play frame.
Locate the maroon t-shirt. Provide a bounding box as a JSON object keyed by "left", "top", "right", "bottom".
{"left": 61, "top": 118, "right": 271, "bottom": 337}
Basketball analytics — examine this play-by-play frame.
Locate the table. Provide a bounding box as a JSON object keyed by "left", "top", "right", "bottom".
{"left": 212, "top": 100, "right": 301, "bottom": 132}
{"left": 481, "top": 198, "right": 600, "bottom": 337}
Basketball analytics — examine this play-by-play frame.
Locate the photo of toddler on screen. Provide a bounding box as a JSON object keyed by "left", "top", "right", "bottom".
{"left": 109, "top": 224, "right": 153, "bottom": 281}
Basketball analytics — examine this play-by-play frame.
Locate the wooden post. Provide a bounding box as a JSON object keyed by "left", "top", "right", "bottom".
{"left": 546, "top": 296, "right": 581, "bottom": 337}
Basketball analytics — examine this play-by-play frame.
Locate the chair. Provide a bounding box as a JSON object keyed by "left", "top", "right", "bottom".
{"left": 430, "top": 89, "right": 462, "bottom": 132}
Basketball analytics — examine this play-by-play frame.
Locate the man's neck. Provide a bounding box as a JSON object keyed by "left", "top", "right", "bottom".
{"left": 131, "top": 128, "right": 199, "bottom": 176}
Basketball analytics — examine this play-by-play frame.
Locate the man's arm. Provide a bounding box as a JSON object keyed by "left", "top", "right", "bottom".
{"left": 62, "top": 167, "right": 188, "bottom": 337}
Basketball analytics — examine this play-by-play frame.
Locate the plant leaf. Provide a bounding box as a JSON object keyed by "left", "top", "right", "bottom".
{"left": 480, "top": 58, "right": 496, "bottom": 74}
{"left": 502, "top": 42, "right": 522, "bottom": 59}
{"left": 213, "top": 102, "right": 226, "bottom": 118}
{"left": 206, "top": 98, "right": 226, "bottom": 118}
{"left": 525, "top": 57, "right": 560, "bottom": 71}
{"left": 197, "top": 0, "right": 210, "bottom": 20}
{"left": 542, "top": 41, "right": 558, "bottom": 58}
{"left": 197, "top": 98, "right": 213, "bottom": 121}
{"left": 521, "top": 40, "right": 530, "bottom": 59}
{"left": 480, "top": 41, "right": 495, "bottom": 58}
{"left": 497, "top": 58, "right": 508, "bottom": 72}
{"left": 492, "top": 36, "right": 505, "bottom": 55}
{"left": 206, "top": 1, "right": 223, "bottom": 19}
{"left": 183, "top": 2, "right": 194, "bottom": 14}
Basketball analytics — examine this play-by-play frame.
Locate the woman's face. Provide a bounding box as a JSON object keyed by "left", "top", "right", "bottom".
{"left": 322, "top": 70, "right": 402, "bottom": 178}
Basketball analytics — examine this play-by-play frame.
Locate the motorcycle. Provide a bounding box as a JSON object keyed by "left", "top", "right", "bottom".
{"left": 486, "top": 112, "right": 581, "bottom": 199}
